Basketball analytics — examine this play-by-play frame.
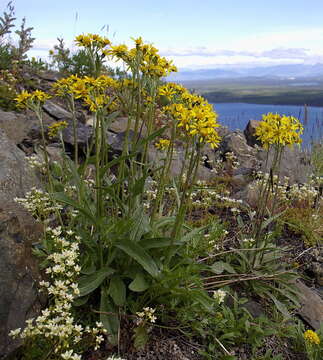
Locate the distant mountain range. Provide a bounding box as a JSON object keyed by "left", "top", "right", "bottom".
{"left": 167, "top": 64, "right": 323, "bottom": 81}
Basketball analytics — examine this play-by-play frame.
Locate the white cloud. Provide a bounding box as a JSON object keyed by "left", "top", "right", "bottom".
{"left": 27, "top": 27, "right": 323, "bottom": 69}
{"left": 232, "top": 27, "right": 323, "bottom": 52}
{"left": 158, "top": 27, "right": 323, "bottom": 68}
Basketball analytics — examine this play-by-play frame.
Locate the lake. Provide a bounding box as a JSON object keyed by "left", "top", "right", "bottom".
{"left": 212, "top": 102, "right": 323, "bottom": 148}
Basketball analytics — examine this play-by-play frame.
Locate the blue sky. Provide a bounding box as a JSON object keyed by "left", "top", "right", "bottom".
{"left": 6, "top": 0, "right": 323, "bottom": 69}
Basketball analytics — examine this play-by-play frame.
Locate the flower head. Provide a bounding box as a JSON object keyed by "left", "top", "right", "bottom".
{"left": 304, "top": 329, "right": 320, "bottom": 345}
{"left": 213, "top": 289, "right": 226, "bottom": 304}
{"left": 155, "top": 138, "right": 170, "bottom": 151}
{"left": 15, "top": 90, "right": 51, "bottom": 108}
{"left": 255, "top": 113, "right": 303, "bottom": 148}
{"left": 48, "top": 121, "right": 68, "bottom": 138}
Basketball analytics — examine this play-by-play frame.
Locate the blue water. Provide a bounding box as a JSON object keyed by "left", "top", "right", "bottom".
{"left": 212, "top": 103, "right": 323, "bottom": 148}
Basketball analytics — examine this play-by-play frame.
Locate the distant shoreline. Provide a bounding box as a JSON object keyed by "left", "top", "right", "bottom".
{"left": 202, "top": 92, "right": 323, "bottom": 107}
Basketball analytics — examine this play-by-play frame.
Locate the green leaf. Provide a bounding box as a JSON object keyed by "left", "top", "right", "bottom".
{"left": 139, "top": 237, "right": 181, "bottom": 249}
{"left": 100, "top": 287, "right": 119, "bottom": 344}
{"left": 99, "top": 152, "right": 137, "bottom": 178}
{"left": 129, "top": 206, "right": 150, "bottom": 242}
{"left": 129, "top": 272, "right": 149, "bottom": 292}
{"left": 130, "top": 175, "right": 147, "bottom": 197}
{"left": 189, "top": 289, "right": 213, "bottom": 311}
{"left": 109, "top": 277, "right": 126, "bottom": 306}
{"left": 78, "top": 267, "right": 114, "bottom": 297}
{"left": 211, "top": 261, "right": 236, "bottom": 274}
{"left": 266, "top": 291, "right": 291, "bottom": 318}
{"left": 133, "top": 326, "right": 149, "bottom": 349}
{"left": 260, "top": 210, "right": 286, "bottom": 231}
{"left": 115, "top": 239, "right": 160, "bottom": 278}
{"left": 136, "top": 126, "right": 166, "bottom": 147}
{"left": 73, "top": 295, "right": 89, "bottom": 307}
{"left": 179, "top": 226, "right": 206, "bottom": 244}
{"left": 52, "top": 191, "right": 95, "bottom": 223}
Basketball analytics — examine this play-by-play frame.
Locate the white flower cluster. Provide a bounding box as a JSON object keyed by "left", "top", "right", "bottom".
{"left": 190, "top": 186, "right": 244, "bottom": 210}
{"left": 26, "top": 155, "right": 46, "bottom": 172}
{"left": 14, "top": 187, "right": 63, "bottom": 222}
{"left": 210, "top": 158, "right": 225, "bottom": 174}
{"left": 213, "top": 289, "right": 226, "bottom": 304}
{"left": 136, "top": 307, "right": 157, "bottom": 324}
{"left": 242, "top": 237, "right": 256, "bottom": 247}
{"left": 144, "top": 188, "right": 158, "bottom": 209}
{"left": 288, "top": 183, "right": 319, "bottom": 203}
{"left": 9, "top": 227, "right": 107, "bottom": 359}
{"left": 83, "top": 179, "right": 95, "bottom": 189}
{"left": 252, "top": 172, "right": 320, "bottom": 204}
{"left": 225, "top": 152, "right": 240, "bottom": 169}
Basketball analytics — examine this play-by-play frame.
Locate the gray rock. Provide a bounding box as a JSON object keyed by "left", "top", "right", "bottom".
{"left": 62, "top": 122, "right": 93, "bottom": 149}
{"left": 43, "top": 100, "right": 72, "bottom": 120}
{"left": 242, "top": 300, "right": 264, "bottom": 318}
{"left": 311, "top": 262, "right": 323, "bottom": 286}
{"left": 0, "top": 110, "right": 38, "bottom": 145}
{"left": 244, "top": 119, "right": 262, "bottom": 147}
{"left": 218, "top": 130, "right": 259, "bottom": 170}
{"left": 296, "top": 280, "right": 323, "bottom": 330}
{"left": 148, "top": 144, "right": 215, "bottom": 182}
{"left": 257, "top": 145, "right": 312, "bottom": 184}
{"left": 235, "top": 181, "right": 259, "bottom": 208}
{"left": 38, "top": 71, "right": 61, "bottom": 82}
{"left": 109, "top": 116, "right": 132, "bottom": 134}
{"left": 0, "top": 130, "right": 43, "bottom": 358}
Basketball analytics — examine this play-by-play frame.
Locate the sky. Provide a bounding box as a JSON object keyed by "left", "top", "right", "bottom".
{"left": 5, "top": 0, "right": 323, "bottom": 70}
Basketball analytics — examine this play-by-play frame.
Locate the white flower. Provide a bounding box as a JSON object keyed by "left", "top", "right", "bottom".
{"left": 9, "top": 328, "right": 21, "bottom": 338}
{"left": 213, "top": 289, "right": 226, "bottom": 304}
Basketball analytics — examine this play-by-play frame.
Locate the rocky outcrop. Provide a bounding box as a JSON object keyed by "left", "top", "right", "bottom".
{"left": 257, "top": 146, "right": 312, "bottom": 184}
{"left": 0, "top": 130, "right": 43, "bottom": 358}
{"left": 296, "top": 281, "right": 323, "bottom": 330}
{"left": 43, "top": 100, "right": 72, "bottom": 120}
{"left": 0, "top": 109, "right": 39, "bottom": 145}
{"left": 217, "top": 130, "right": 259, "bottom": 170}
{"left": 244, "top": 119, "right": 261, "bottom": 147}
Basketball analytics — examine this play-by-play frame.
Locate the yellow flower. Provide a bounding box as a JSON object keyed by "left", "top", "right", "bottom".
{"left": 155, "top": 138, "right": 171, "bottom": 151}
{"left": 75, "top": 33, "right": 111, "bottom": 49}
{"left": 255, "top": 112, "right": 303, "bottom": 148}
{"left": 158, "top": 83, "right": 178, "bottom": 99}
{"left": 304, "top": 330, "right": 320, "bottom": 345}
{"left": 15, "top": 90, "right": 51, "bottom": 108}
{"left": 109, "top": 44, "right": 129, "bottom": 60}
{"left": 164, "top": 92, "right": 221, "bottom": 149}
{"left": 15, "top": 90, "right": 32, "bottom": 107}
{"left": 31, "top": 90, "right": 51, "bottom": 103}
{"left": 48, "top": 121, "right": 68, "bottom": 138}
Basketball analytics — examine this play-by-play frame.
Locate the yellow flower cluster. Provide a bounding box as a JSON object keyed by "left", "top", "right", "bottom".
{"left": 15, "top": 90, "right": 51, "bottom": 108}
{"left": 155, "top": 138, "right": 171, "bottom": 150}
{"left": 164, "top": 91, "right": 221, "bottom": 149}
{"left": 304, "top": 330, "right": 320, "bottom": 345}
{"left": 158, "top": 83, "right": 186, "bottom": 100}
{"left": 48, "top": 121, "right": 68, "bottom": 138}
{"left": 75, "top": 33, "right": 111, "bottom": 49}
{"left": 255, "top": 112, "right": 303, "bottom": 148}
{"left": 108, "top": 37, "right": 177, "bottom": 78}
{"left": 53, "top": 75, "right": 118, "bottom": 112}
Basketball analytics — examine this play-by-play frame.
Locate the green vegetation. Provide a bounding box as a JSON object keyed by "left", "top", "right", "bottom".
{"left": 1, "top": 3, "right": 323, "bottom": 360}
